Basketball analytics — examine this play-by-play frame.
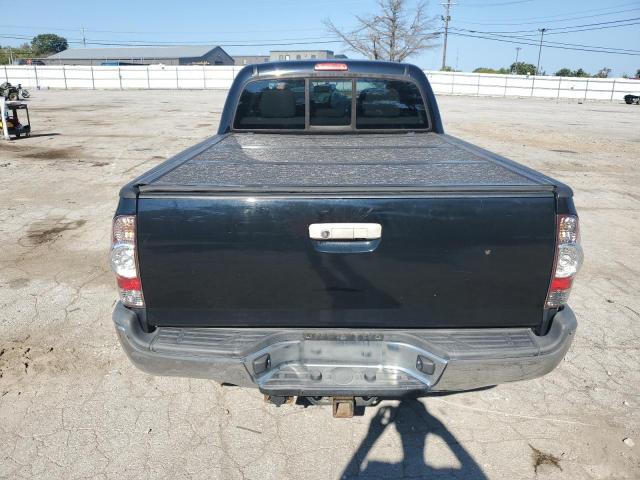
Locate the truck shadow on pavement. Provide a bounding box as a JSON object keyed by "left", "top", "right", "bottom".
{"left": 341, "top": 398, "right": 487, "bottom": 479}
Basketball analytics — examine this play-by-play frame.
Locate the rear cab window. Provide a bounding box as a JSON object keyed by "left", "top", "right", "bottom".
{"left": 310, "top": 80, "right": 352, "bottom": 126}
{"left": 233, "top": 79, "right": 305, "bottom": 130}
{"left": 356, "top": 79, "right": 428, "bottom": 129}
{"left": 233, "top": 77, "right": 429, "bottom": 131}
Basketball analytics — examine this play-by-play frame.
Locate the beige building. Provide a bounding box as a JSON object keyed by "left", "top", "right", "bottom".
{"left": 269, "top": 50, "right": 335, "bottom": 61}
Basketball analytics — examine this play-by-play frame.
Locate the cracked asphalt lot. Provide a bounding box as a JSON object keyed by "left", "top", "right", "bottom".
{"left": 1, "top": 90, "right": 638, "bottom": 479}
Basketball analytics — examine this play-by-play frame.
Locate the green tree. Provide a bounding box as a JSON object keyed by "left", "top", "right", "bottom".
{"left": 510, "top": 61, "right": 537, "bottom": 75}
{"left": 31, "top": 34, "right": 68, "bottom": 55}
{"left": 554, "top": 67, "right": 590, "bottom": 77}
{"left": 555, "top": 68, "right": 572, "bottom": 77}
{"left": 473, "top": 67, "right": 509, "bottom": 74}
{"left": 440, "top": 66, "right": 456, "bottom": 72}
{"left": 0, "top": 43, "right": 33, "bottom": 65}
{"left": 636, "top": 68, "right": 640, "bottom": 78}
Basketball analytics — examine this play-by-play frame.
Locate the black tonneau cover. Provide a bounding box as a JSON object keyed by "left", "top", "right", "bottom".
{"left": 138, "top": 133, "right": 555, "bottom": 194}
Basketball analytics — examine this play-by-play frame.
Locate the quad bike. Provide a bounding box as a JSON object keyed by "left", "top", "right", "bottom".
{"left": 0, "top": 82, "right": 29, "bottom": 100}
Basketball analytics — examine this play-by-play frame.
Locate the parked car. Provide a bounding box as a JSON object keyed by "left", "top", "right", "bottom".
{"left": 16, "top": 59, "right": 45, "bottom": 66}
{"left": 624, "top": 94, "right": 639, "bottom": 104}
{"left": 111, "top": 60, "right": 582, "bottom": 416}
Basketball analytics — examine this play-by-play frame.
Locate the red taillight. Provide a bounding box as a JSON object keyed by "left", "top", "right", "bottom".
{"left": 110, "top": 215, "right": 144, "bottom": 307}
{"left": 314, "top": 62, "right": 348, "bottom": 71}
{"left": 116, "top": 276, "right": 142, "bottom": 291}
{"left": 546, "top": 215, "right": 583, "bottom": 308}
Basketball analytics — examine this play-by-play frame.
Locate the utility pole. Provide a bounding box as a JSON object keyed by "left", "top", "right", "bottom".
{"left": 441, "top": 0, "right": 453, "bottom": 70}
{"left": 536, "top": 28, "right": 547, "bottom": 75}
{"left": 81, "top": 28, "right": 87, "bottom": 47}
{"left": 512, "top": 47, "right": 521, "bottom": 73}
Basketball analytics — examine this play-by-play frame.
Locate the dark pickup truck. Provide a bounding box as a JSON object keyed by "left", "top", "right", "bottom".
{"left": 111, "top": 60, "right": 582, "bottom": 415}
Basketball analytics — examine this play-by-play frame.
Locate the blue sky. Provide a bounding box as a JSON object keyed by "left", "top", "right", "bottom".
{"left": 2, "top": 0, "right": 639, "bottom": 76}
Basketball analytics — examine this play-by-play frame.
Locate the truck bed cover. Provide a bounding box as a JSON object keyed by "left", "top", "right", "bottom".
{"left": 138, "top": 133, "right": 555, "bottom": 194}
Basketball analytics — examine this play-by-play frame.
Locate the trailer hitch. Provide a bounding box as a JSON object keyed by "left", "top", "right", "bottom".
{"left": 332, "top": 396, "right": 355, "bottom": 418}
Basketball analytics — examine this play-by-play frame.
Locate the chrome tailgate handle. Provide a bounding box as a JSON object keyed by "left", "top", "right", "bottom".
{"left": 308, "top": 223, "right": 382, "bottom": 240}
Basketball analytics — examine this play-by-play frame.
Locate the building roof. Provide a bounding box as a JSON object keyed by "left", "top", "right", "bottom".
{"left": 48, "top": 45, "right": 223, "bottom": 60}
{"left": 269, "top": 50, "right": 334, "bottom": 54}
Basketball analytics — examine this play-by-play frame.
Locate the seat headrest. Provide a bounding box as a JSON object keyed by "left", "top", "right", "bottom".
{"left": 259, "top": 89, "right": 296, "bottom": 118}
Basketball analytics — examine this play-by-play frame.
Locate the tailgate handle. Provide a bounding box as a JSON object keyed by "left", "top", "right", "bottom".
{"left": 309, "top": 223, "right": 382, "bottom": 241}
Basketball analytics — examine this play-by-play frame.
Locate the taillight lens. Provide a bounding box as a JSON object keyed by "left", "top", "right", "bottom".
{"left": 546, "top": 215, "right": 583, "bottom": 308}
{"left": 110, "top": 215, "right": 144, "bottom": 307}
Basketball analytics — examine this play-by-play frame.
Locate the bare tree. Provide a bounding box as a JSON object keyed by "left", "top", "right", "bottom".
{"left": 324, "top": 0, "right": 438, "bottom": 62}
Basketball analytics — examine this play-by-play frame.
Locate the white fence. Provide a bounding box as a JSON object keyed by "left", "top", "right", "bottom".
{"left": 426, "top": 71, "right": 638, "bottom": 101}
{"left": 3, "top": 65, "right": 638, "bottom": 101}
{"left": 2, "top": 65, "right": 244, "bottom": 91}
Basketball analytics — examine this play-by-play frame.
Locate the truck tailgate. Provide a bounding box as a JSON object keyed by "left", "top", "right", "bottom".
{"left": 137, "top": 194, "right": 556, "bottom": 329}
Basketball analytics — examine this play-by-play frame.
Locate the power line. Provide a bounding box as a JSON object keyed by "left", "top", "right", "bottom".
{"left": 0, "top": 33, "right": 345, "bottom": 48}
{"left": 449, "top": 17, "right": 640, "bottom": 38}
{"left": 546, "top": 21, "right": 640, "bottom": 35}
{"left": 0, "top": 24, "right": 335, "bottom": 36}
{"left": 461, "top": 0, "right": 533, "bottom": 7}
{"left": 448, "top": 27, "right": 640, "bottom": 53}
{"left": 456, "top": 6, "right": 640, "bottom": 26}
{"left": 447, "top": 30, "right": 640, "bottom": 56}
{"left": 548, "top": 16, "right": 640, "bottom": 31}
{"left": 1, "top": 13, "right": 638, "bottom": 56}
{"left": 0, "top": 32, "right": 341, "bottom": 44}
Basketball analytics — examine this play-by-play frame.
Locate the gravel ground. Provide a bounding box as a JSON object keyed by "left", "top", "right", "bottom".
{"left": 0, "top": 90, "right": 638, "bottom": 479}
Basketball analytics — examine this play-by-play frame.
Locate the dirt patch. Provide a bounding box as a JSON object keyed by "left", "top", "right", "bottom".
{"left": 25, "top": 217, "right": 87, "bottom": 245}
{"left": 0, "top": 339, "right": 73, "bottom": 382}
{"left": 529, "top": 444, "right": 562, "bottom": 473}
{"left": 6, "top": 278, "right": 30, "bottom": 289}
{"left": 18, "top": 147, "right": 80, "bottom": 161}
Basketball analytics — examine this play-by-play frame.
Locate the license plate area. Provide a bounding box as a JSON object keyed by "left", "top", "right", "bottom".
{"left": 245, "top": 335, "right": 448, "bottom": 395}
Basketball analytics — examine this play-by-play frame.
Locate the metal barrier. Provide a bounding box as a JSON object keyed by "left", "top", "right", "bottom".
{"left": 3, "top": 65, "right": 638, "bottom": 101}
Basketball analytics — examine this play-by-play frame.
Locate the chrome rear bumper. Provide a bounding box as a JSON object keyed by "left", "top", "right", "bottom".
{"left": 113, "top": 303, "right": 576, "bottom": 395}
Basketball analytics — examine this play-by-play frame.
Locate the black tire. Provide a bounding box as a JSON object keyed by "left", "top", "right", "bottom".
{"left": 634, "top": 97, "right": 640, "bottom": 105}
{"left": 8, "top": 92, "right": 18, "bottom": 101}
{"left": 20, "top": 90, "right": 30, "bottom": 99}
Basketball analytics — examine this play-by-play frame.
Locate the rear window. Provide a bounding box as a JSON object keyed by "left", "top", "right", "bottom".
{"left": 233, "top": 79, "right": 305, "bottom": 130}
{"left": 356, "top": 79, "right": 428, "bottom": 129}
{"left": 233, "top": 77, "right": 429, "bottom": 131}
{"left": 310, "top": 80, "right": 352, "bottom": 126}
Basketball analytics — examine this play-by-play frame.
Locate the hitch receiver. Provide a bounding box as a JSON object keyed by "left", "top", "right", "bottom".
{"left": 332, "top": 397, "right": 355, "bottom": 418}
